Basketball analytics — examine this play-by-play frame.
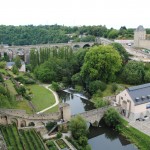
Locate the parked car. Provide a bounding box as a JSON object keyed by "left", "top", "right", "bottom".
{"left": 143, "top": 116, "right": 149, "bottom": 121}
{"left": 136, "top": 118, "right": 144, "bottom": 121}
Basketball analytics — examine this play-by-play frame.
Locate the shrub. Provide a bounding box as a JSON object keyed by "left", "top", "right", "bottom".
{"left": 56, "top": 132, "right": 62, "bottom": 139}
{"left": 111, "top": 83, "right": 118, "bottom": 93}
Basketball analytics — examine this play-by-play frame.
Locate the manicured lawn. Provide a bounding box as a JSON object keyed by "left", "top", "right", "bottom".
{"left": 45, "top": 105, "right": 59, "bottom": 113}
{"left": 5, "top": 79, "right": 17, "bottom": 95}
{"left": 27, "top": 84, "right": 56, "bottom": 112}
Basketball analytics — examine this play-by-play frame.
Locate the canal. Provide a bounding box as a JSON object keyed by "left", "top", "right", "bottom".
{"left": 59, "top": 89, "right": 137, "bottom": 150}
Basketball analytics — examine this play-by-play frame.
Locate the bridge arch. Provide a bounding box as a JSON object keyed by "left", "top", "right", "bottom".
{"left": 28, "top": 122, "right": 35, "bottom": 127}
{"left": 10, "top": 118, "right": 18, "bottom": 126}
{"left": 20, "top": 120, "right": 26, "bottom": 127}
{"left": 83, "top": 44, "right": 90, "bottom": 48}
{"left": 73, "top": 45, "right": 80, "bottom": 49}
{"left": 0, "top": 116, "right": 8, "bottom": 124}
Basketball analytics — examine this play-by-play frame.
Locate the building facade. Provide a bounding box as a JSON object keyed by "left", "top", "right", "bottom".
{"left": 116, "top": 83, "right": 150, "bottom": 120}
{"left": 134, "top": 25, "right": 150, "bottom": 49}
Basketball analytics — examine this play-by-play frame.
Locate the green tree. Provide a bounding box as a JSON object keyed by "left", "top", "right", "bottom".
{"left": 81, "top": 45, "right": 122, "bottom": 87}
{"left": 14, "top": 56, "right": 21, "bottom": 69}
{"left": 111, "top": 43, "right": 129, "bottom": 63}
{"left": 108, "top": 29, "right": 119, "bottom": 39}
{"left": 93, "top": 97, "right": 109, "bottom": 108}
{"left": 69, "top": 115, "right": 88, "bottom": 140}
{"left": 12, "top": 65, "right": 19, "bottom": 74}
{"left": 89, "top": 80, "right": 106, "bottom": 95}
{"left": 0, "top": 61, "right": 6, "bottom": 68}
{"left": 104, "top": 108, "right": 122, "bottom": 127}
{"left": 144, "top": 71, "right": 150, "bottom": 83}
{"left": 111, "top": 83, "right": 118, "bottom": 93}
{"left": 121, "top": 61, "right": 145, "bottom": 84}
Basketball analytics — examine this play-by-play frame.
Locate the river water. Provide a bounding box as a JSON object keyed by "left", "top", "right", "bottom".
{"left": 58, "top": 90, "right": 137, "bottom": 150}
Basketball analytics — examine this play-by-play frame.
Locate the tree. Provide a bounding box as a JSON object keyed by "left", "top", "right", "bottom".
{"left": 69, "top": 115, "right": 88, "bottom": 139}
{"left": 103, "top": 108, "right": 122, "bottom": 127}
{"left": 89, "top": 80, "right": 106, "bottom": 95}
{"left": 111, "top": 83, "right": 118, "bottom": 93}
{"left": 121, "top": 61, "right": 145, "bottom": 84}
{"left": 108, "top": 29, "right": 119, "bottom": 39}
{"left": 12, "top": 65, "right": 19, "bottom": 74}
{"left": 144, "top": 71, "right": 150, "bottom": 83}
{"left": 14, "top": 56, "right": 21, "bottom": 69}
{"left": 111, "top": 43, "right": 129, "bottom": 63}
{"left": 81, "top": 45, "right": 122, "bottom": 87}
{"left": 0, "top": 61, "right": 6, "bottom": 69}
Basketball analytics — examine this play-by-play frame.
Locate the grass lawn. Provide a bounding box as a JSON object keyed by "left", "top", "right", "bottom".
{"left": 45, "top": 105, "right": 59, "bottom": 113}
{"left": 5, "top": 79, "right": 17, "bottom": 95}
{"left": 14, "top": 100, "right": 33, "bottom": 114}
{"left": 28, "top": 84, "right": 56, "bottom": 112}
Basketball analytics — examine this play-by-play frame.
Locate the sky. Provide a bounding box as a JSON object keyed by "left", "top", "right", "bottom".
{"left": 0, "top": 0, "right": 149, "bottom": 29}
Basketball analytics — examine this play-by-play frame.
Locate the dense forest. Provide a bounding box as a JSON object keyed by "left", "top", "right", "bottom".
{"left": 0, "top": 25, "right": 139, "bottom": 46}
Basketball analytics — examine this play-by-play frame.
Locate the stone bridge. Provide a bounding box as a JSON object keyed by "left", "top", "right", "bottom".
{"left": 72, "top": 106, "right": 109, "bottom": 126}
{"left": 0, "top": 109, "right": 61, "bottom": 128}
{"left": 1, "top": 42, "right": 94, "bottom": 52}
{"left": 0, "top": 104, "right": 109, "bottom": 128}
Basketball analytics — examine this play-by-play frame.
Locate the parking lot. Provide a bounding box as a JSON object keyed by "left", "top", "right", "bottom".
{"left": 129, "top": 119, "right": 150, "bottom": 136}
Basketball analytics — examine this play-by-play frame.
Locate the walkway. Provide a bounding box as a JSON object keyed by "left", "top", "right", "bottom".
{"left": 37, "top": 84, "right": 59, "bottom": 114}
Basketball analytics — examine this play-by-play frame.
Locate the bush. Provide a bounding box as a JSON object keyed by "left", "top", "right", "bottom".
{"left": 46, "top": 122, "right": 57, "bottom": 131}
{"left": 103, "top": 108, "right": 122, "bottom": 128}
{"left": 56, "top": 132, "right": 62, "bottom": 139}
{"left": 93, "top": 97, "right": 109, "bottom": 108}
{"left": 111, "top": 83, "right": 118, "bottom": 93}
{"left": 89, "top": 80, "right": 106, "bottom": 95}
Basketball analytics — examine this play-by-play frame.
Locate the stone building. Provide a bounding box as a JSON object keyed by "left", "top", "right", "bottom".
{"left": 116, "top": 83, "right": 150, "bottom": 120}
{"left": 134, "top": 25, "right": 150, "bottom": 49}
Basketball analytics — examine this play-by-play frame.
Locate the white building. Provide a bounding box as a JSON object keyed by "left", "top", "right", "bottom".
{"left": 116, "top": 83, "right": 150, "bottom": 120}
{"left": 6, "top": 61, "right": 26, "bottom": 72}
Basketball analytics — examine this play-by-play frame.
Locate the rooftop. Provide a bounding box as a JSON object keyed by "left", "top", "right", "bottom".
{"left": 127, "top": 83, "right": 150, "bottom": 105}
{"left": 136, "top": 25, "right": 145, "bottom": 32}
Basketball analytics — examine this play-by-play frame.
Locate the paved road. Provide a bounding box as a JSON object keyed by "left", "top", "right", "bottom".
{"left": 123, "top": 45, "right": 150, "bottom": 62}
{"left": 37, "top": 85, "right": 59, "bottom": 114}
{"left": 129, "top": 120, "right": 150, "bottom": 136}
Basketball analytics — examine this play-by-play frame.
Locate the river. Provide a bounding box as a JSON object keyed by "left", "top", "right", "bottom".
{"left": 58, "top": 90, "right": 138, "bottom": 150}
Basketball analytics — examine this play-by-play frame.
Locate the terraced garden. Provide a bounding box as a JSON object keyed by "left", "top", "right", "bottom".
{"left": 0, "top": 124, "right": 46, "bottom": 150}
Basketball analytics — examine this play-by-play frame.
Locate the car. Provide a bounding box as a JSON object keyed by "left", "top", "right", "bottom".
{"left": 144, "top": 116, "right": 149, "bottom": 120}
{"left": 136, "top": 118, "right": 144, "bottom": 121}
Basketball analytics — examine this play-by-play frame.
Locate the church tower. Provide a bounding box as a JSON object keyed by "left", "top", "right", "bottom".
{"left": 134, "top": 25, "right": 146, "bottom": 47}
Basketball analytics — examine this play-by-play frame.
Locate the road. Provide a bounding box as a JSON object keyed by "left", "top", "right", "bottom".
{"left": 123, "top": 45, "right": 150, "bottom": 62}
{"left": 36, "top": 84, "right": 59, "bottom": 114}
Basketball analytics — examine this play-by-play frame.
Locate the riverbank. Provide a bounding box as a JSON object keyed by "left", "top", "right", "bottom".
{"left": 120, "top": 124, "right": 150, "bottom": 150}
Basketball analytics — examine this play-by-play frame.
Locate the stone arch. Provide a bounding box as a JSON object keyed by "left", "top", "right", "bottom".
{"left": 28, "top": 122, "right": 35, "bottom": 126}
{"left": 20, "top": 120, "right": 26, "bottom": 127}
{"left": 73, "top": 45, "right": 80, "bottom": 49}
{"left": 83, "top": 44, "right": 90, "bottom": 48}
{"left": 10, "top": 118, "right": 18, "bottom": 126}
{"left": 0, "top": 116, "right": 8, "bottom": 125}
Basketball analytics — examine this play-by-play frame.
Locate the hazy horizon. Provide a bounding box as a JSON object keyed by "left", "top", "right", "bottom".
{"left": 0, "top": 0, "right": 149, "bottom": 29}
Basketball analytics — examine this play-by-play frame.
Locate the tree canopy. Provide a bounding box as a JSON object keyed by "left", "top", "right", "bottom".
{"left": 81, "top": 45, "right": 122, "bottom": 86}
{"left": 121, "top": 61, "right": 145, "bottom": 84}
